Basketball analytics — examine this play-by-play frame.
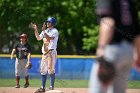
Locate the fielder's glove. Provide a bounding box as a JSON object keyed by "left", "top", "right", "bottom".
{"left": 48, "top": 69, "right": 54, "bottom": 74}
{"left": 25, "top": 62, "right": 32, "bottom": 69}
{"left": 97, "top": 57, "right": 116, "bottom": 85}
{"left": 48, "top": 67, "right": 54, "bottom": 74}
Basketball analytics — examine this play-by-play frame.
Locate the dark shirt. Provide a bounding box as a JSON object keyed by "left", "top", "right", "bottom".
{"left": 96, "top": 0, "right": 140, "bottom": 43}
{"left": 14, "top": 43, "right": 31, "bottom": 59}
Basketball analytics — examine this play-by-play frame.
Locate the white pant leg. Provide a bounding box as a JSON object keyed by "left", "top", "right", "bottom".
{"left": 21, "top": 59, "right": 28, "bottom": 76}
{"left": 40, "top": 50, "right": 57, "bottom": 75}
{"left": 15, "top": 58, "right": 28, "bottom": 76}
{"left": 40, "top": 55, "right": 48, "bottom": 75}
{"left": 89, "top": 62, "right": 107, "bottom": 93}
{"left": 106, "top": 41, "right": 134, "bottom": 93}
{"left": 51, "top": 50, "right": 57, "bottom": 72}
{"left": 15, "top": 58, "right": 21, "bottom": 76}
{"left": 112, "top": 42, "right": 134, "bottom": 93}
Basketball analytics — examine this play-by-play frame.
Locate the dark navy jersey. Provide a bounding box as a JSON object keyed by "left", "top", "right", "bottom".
{"left": 96, "top": 0, "right": 140, "bottom": 43}
{"left": 13, "top": 43, "right": 31, "bottom": 59}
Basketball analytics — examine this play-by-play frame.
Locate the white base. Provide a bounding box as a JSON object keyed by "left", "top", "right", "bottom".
{"left": 46, "top": 90, "right": 64, "bottom": 93}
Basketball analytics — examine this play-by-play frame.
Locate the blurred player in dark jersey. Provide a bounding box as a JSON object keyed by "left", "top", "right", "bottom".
{"left": 89, "top": 0, "right": 140, "bottom": 93}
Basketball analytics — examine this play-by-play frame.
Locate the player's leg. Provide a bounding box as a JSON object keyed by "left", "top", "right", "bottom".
{"left": 89, "top": 43, "right": 120, "bottom": 93}
{"left": 21, "top": 59, "right": 29, "bottom": 88}
{"left": 36, "top": 54, "right": 48, "bottom": 92}
{"left": 48, "top": 50, "right": 57, "bottom": 90}
{"left": 112, "top": 41, "right": 134, "bottom": 93}
{"left": 15, "top": 58, "right": 21, "bottom": 88}
{"left": 41, "top": 74, "right": 47, "bottom": 92}
{"left": 112, "top": 65, "right": 131, "bottom": 93}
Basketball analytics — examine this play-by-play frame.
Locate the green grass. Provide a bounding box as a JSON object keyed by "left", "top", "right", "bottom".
{"left": 127, "top": 81, "right": 140, "bottom": 89}
{"left": 0, "top": 79, "right": 88, "bottom": 88}
{"left": 0, "top": 79, "right": 140, "bottom": 88}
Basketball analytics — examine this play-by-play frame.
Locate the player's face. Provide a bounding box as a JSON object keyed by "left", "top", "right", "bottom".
{"left": 20, "top": 37, "right": 26, "bottom": 42}
{"left": 47, "top": 22, "right": 53, "bottom": 28}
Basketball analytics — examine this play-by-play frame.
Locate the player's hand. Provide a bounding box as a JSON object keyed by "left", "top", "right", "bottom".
{"left": 96, "top": 47, "right": 105, "bottom": 57}
{"left": 42, "top": 22, "right": 47, "bottom": 31}
{"left": 48, "top": 66, "right": 52, "bottom": 70}
{"left": 133, "top": 58, "right": 140, "bottom": 71}
{"left": 27, "top": 61, "right": 31, "bottom": 64}
{"left": 10, "top": 56, "right": 13, "bottom": 60}
{"left": 133, "top": 64, "right": 140, "bottom": 72}
{"left": 30, "top": 23, "right": 38, "bottom": 31}
{"left": 42, "top": 26, "right": 46, "bottom": 31}
{"left": 25, "top": 61, "right": 32, "bottom": 69}
{"left": 10, "top": 55, "right": 14, "bottom": 60}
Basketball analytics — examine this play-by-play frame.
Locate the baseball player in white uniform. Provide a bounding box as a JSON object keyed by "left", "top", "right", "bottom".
{"left": 32, "top": 17, "right": 59, "bottom": 93}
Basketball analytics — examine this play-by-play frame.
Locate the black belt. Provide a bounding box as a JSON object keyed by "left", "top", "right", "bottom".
{"left": 17, "top": 58, "right": 27, "bottom": 60}
{"left": 49, "top": 49, "right": 54, "bottom": 51}
{"left": 43, "top": 49, "right": 54, "bottom": 55}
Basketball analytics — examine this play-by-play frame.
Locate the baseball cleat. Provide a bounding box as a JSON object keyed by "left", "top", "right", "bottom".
{"left": 15, "top": 84, "right": 20, "bottom": 88}
{"left": 49, "top": 86, "right": 54, "bottom": 90}
{"left": 23, "top": 83, "right": 29, "bottom": 88}
{"left": 34, "top": 88, "right": 45, "bottom": 93}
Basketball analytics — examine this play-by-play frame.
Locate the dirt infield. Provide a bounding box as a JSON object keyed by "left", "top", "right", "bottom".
{"left": 0, "top": 87, "right": 140, "bottom": 93}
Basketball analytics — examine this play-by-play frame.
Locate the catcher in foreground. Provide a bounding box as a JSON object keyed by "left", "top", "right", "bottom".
{"left": 11, "top": 33, "right": 31, "bottom": 88}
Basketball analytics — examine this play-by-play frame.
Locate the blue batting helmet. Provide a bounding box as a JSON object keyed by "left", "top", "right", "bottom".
{"left": 45, "top": 17, "right": 56, "bottom": 26}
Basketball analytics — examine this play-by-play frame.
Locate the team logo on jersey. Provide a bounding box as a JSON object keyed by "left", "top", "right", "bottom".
{"left": 120, "top": 0, "right": 132, "bottom": 25}
{"left": 17, "top": 47, "right": 28, "bottom": 51}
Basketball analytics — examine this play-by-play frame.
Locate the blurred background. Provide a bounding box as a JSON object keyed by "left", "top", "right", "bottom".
{"left": 0, "top": 0, "right": 99, "bottom": 55}
{"left": 0, "top": 0, "right": 140, "bottom": 55}
{"left": 0, "top": 0, "right": 140, "bottom": 87}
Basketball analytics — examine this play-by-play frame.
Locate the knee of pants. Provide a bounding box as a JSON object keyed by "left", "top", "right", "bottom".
{"left": 15, "top": 70, "right": 19, "bottom": 76}
{"left": 23, "top": 69, "right": 28, "bottom": 76}
{"left": 15, "top": 73, "right": 19, "bottom": 76}
{"left": 40, "top": 62, "right": 48, "bottom": 75}
{"left": 23, "top": 72, "right": 28, "bottom": 76}
{"left": 48, "top": 69, "right": 55, "bottom": 75}
{"left": 40, "top": 72, "right": 47, "bottom": 75}
{"left": 40, "top": 70, "right": 48, "bottom": 75}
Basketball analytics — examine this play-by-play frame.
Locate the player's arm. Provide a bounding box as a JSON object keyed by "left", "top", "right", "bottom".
{"left": 96, "top": 0, "right": 115, "bottom": 57}
{"left": 35, "top": 30, "right": 42, "bottom": 40}
{"left": 27, "top": 45, "right": 31, "bottom": 63}
{"left": 134, "top": 35, "right": 140, "bottom": 69}
{"left": 97, "top": 17, "right": 115, "bottom": 47}
{"left": 96, "top": 17, "right": 115, "bottom": 57}
{"left": 27, "top": 52, "right": 31, "bottom": 63}
{"left": 31, "top": 23, "right": 42, "bottom": 40}
{"left": 11, "top": 49, "right": 16, "bottom": 59}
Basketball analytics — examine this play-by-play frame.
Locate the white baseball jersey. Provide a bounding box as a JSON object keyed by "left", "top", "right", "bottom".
{"left": 39, "top": 28, "right": 59, "bottom": 53}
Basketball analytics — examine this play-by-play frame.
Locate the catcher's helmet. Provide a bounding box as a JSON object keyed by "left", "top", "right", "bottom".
{"left": 45, "top": 17, "right": 56, "bottom": 26}
{"left": 20, "top": 33, "right": 27, "bottom": 39}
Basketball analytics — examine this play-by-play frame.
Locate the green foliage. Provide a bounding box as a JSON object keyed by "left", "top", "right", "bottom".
{"left": 0, "top": 0, "right": 139, "bottom": 54}
{"left": 82, "top": 25, "right": 99, "bottom": 52}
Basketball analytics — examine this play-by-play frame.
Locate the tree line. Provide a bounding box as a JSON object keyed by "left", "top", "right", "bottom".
{"left": 0, "top": 0, "right": 139, "bottom": 55}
